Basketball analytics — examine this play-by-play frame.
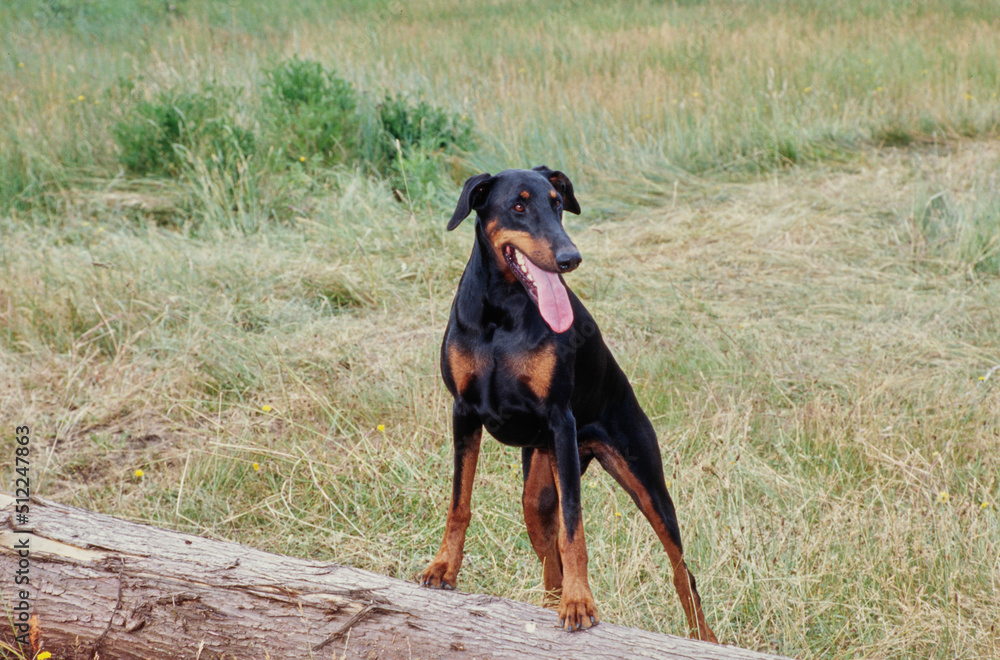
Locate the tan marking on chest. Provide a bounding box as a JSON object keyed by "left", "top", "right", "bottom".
{"left": 449, "top": 345, "right": 490, "bottom": 395}
{"left": 503, "top": 344, "right": 558, "bottom": 400}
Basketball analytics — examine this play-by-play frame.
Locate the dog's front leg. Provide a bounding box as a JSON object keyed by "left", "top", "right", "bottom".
{"left": 549, "top": 408, "right": 599, "bottom": 631}
{"left": 420, "top": 406, "right": 482, "bottom": 589}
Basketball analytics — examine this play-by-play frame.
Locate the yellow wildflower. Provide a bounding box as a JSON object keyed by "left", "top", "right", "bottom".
{"left": 261, "top": 405, "right": 271, "bottom": 412}
{"left": 134, "top": 469, "right": 144, "bottom": 479}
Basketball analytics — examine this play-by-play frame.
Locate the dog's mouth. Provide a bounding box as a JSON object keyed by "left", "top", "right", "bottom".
{"left": 503, "top": 244, "right": 574, "bottom": 333}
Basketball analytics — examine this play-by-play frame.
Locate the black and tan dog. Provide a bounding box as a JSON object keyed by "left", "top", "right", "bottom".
{"left": 419, "top": 166, "right": 717, "bottom": 641}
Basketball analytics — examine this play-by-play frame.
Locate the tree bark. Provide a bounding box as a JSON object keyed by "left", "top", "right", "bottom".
{"left": 0, "top": 493, "right": 790, "bottom": 660}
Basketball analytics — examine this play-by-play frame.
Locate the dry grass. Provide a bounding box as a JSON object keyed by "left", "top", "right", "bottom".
{"left": 3, "top": 141, "right": 999, "bottom": 658}
{"left": 2, "top": 2, "right": 1000, "bottom": 658}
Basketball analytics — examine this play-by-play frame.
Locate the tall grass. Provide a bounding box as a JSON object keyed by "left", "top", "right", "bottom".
{"left": 1, "top": 2, "right": 999, "bottom": 659}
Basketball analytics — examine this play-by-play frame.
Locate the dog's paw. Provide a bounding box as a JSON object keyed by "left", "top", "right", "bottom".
{"left": 418, "top": 561, "right": 457, "bottom": 590}
{"left": 557, "top": 595, "right": 599, "bottom": 631}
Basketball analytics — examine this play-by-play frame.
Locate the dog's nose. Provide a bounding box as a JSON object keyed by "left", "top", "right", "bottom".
{"left": 556, "top": 249, "right": 582, "bottom": 273}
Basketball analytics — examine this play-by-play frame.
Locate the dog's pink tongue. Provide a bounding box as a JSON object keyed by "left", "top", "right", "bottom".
{"left": 524, "top": 258, "right": 574, "bottom": 333}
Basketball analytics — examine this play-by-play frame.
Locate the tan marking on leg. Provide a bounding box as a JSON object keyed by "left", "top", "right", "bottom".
{"left": 522, "top": 449, "right": 563, "bottom": 606}
{"left": 420, "top": 429, "right": 483, "bottom": 588}
{"left": 548, "top": 456, "right": 598, "bottom": 630}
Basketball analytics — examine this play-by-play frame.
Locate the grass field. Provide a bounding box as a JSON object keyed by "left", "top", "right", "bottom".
{"left": 2, "top": 1, "right": 999, "bottom": 658}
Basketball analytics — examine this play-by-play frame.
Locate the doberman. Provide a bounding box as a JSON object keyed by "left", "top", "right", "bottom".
{"left": 419, "top": 166, "right": 717, "bottom": 642}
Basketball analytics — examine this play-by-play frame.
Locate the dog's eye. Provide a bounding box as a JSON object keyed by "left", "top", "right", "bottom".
{"left": 513, "top": 202, "right": 526, "bottom": 213}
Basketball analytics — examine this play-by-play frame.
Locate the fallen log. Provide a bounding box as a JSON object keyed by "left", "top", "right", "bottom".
{"left": 0, "top": 493, "right": 790, "bottom": 660}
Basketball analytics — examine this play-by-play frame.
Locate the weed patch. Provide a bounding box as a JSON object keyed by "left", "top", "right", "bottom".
{"left": 104, "top": 58, "right": 476, "bottom": 229}
{"left": 114, "top": 87, "right": 256, "bottom": 178}
{"left": 264, "top": 57, "right": 360, "bottom": 164}
{"left": 374, "top": 95, "right": 474, "bottom": 203}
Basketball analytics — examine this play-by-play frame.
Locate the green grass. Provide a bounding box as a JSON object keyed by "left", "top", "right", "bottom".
{"left": 2, "top": 2, "right": 1000, "bottom": 659}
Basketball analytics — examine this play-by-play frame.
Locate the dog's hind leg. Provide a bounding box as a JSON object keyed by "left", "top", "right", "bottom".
{"left": 589, "top": 425, "right": 718, "bottom": 643}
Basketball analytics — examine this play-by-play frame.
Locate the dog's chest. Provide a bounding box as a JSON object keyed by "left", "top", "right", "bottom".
{"left": 446, "top": 338, "right": 557, "bottom": 404}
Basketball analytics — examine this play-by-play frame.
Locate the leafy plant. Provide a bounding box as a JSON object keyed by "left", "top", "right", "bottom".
{"left": 113, "top": 87, "right": 255, "bottom": 177}
{"left": 264, "top": 58, "right": 359, "bottom": 163}
{"left": 373, "top": 95, "right": 474, "bottom": 202}
{"left": 376, "top": 95, "right": 473, "bottom": 160}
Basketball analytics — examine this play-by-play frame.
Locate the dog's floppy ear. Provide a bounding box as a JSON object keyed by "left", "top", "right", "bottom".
{"left": 532, "top": 165, "right": 581, "bottom": 215}
{"left": 447, "top": 173, "right": 494, "bottom": 230}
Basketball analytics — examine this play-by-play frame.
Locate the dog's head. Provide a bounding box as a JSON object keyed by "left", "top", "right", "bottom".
{"left": 448, "top": 166, "right": 582, "bottom": 332}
